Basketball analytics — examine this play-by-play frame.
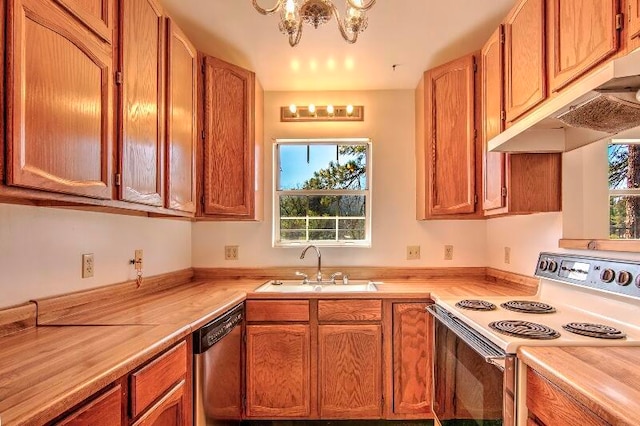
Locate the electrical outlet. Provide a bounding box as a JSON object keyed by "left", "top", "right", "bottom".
{"left": 407, "top": 245, "right": 421, "bottom": 260}
{"left": 504, "top": 247, "right": 511, "bottom": 264}
{"left": 225, "top": 245, "right": 239, "bottom": 260}
{"left": 134, "top": 249, "right": 143, "bottom": 271}
{"left": 444, "top": 245, "right": 454, "bottom": 261}
{"left": 82, "top": 253, "right": 94, "bottom": 278}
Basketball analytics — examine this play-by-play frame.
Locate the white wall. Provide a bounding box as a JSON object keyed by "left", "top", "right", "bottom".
{"left": 192, "top": 90, "right": 487, "bottom": 268}
{"left": 0, "top": 204, "right": 192, "bottom": 309}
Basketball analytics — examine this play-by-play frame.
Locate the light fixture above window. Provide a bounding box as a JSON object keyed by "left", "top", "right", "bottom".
{"left": 251, "top": 0, "right": 376, "bottom": 47}
{"left": 281, "top": 104, "right": 364, "bottom": 121}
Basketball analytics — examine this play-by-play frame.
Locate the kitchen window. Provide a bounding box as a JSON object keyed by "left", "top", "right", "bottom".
{"left": 273, "top": 138, "right": 372, "bottom": 247}
{"left": 609, "top": 139, "right": 640, "bottom": 239}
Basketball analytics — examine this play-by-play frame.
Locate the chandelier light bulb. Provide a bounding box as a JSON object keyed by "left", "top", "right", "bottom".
{"left": 327, "top": 105, "right": 335, "bottom": 116}
{"left": 308, "top": 104, "right": 316, "bottom": 115}
{"left": 289, "top": 104, "right": 297, "bottom": 115}
{"left": 284, "top": 0, "right": 296, "bottom": 19}
{"left": 346, "top": 104, "right": 354, "bottom": 116}
{"left": 636, "top": 89, "right": 640, "bottom": 103}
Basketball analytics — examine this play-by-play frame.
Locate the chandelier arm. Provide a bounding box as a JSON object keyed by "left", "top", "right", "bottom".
{"left": 329, "top": 3, "right": 359, "bottom": 44}
{"left": 252, "top": 0, "right": 284, "bottom": 15}
{"left": 346, "top": 0, "right": 376, "bottom": 11}
{"left": 288, "top": 20, "right": 304, "bottom": 46}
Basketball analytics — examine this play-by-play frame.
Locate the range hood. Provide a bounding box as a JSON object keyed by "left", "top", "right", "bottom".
{"left": 488, "top": 48, "right": 640, "bottom": 153}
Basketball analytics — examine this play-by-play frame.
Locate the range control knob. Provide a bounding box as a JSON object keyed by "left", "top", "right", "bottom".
{"left": 547, "top": 260, "right": 558, "bottom": 273}
{"left": 617, "top": 271, "right": 632, "bottom": 286}
{"left": 539, "top": 260, "right": 548, "bottom": 271}
{"left": 600, "top": 268, "right": 615, "bottom": 283}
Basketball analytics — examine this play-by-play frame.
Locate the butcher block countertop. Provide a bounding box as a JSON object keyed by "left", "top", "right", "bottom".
{"left": 0, "top": 268, "right": 535, "bottom": 425}
{"left": 518, "top": 346, "right": 640, "bottom": 426}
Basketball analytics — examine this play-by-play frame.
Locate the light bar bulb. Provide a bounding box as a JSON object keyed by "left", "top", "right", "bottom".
{"left": 308, "top": 104, "right": 316, "bottom": 115}
{"left": 327, "top": 105, "right": 335, "bottom": 116}
{"left": 346, "top": 104, "right": 354, "bottom": 116}
{"left": 289, "top": 104, "right": 297, "bottom": 115}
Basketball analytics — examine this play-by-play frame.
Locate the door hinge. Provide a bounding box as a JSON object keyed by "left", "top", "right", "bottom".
{"left": 500, "top": 110, "right": 506, "bottom": 121}
{"left": 473, "top": 62, "right": 478, "bottom": 73}
{"left": 115, "top": 71, "right": 123, "bottom": 85}
{"left": 501, "top": 187, "right": 507, "bottom": 197}
{"left": 500, "top": 32, "right": 505, "bottom": 44}
{"left": 201, "top": 130, "right": 206, "bottom": 140}
{"left": 474, "top": 128, "right": 478, "bottom": 139}
{"left": 616, "top": 13, "right": 624, "bottom": 30}
{"left": 201, "top": 195, "right": 206, "bottom": 206}
{"left": 201, "top": 61, "right": 206, "bottom": 74}
{"left": 242, "top": 395, "right": 246, "bottom": 411}
{"left": 114, "top": 173, "right": 121, "bottom": 186}
{"left": 474, "top": 194, "right": 478, "bottom": 204}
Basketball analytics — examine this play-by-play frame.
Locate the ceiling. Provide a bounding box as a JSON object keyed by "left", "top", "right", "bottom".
{"left": 160, "top": 0, "right": 515, "bottom": 91}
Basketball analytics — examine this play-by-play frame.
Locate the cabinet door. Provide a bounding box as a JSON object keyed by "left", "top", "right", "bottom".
{"left": 58, "top": 385, "right": 122, "bottom": 425}
{"left": 482, "top": 26, "right": 506, "bottom": 212}
{"left": 165, "top": 18, "right": 196, "bottom": 213}
{"left": 392, "top": 303, "right": 432, "bottom": 416}
{"left": 202, "top": 56, "right": 256, "bottom": 218}
{"left": 132, "top": 381, "right": 188, "bottom": 426}
{"left": 504, "top": 0, "right": 546, "bottom": 123}
{"left": 6, "top": 0, "right": 113, "bottom": 199}
{"left": 630, "top": 0, "right": 640, "bottom": 40}
{"left": 245, "top": 324, "right": 311, "bottom": 418}
{"left": 548, "top": 0, "right": 619, "bottom": 92}
{"left": 425, "top": 55, "right": 476, "bottom": 216}
{"left": 319, "top": 324, "right": 382, "bottom": 418}
{"left": 120, "top": 0, "right": 164, "bottom": 206}
{"left": 52, "top": 0, "right": 113, "bottom": 43}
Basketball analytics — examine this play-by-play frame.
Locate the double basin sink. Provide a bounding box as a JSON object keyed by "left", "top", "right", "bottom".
{"left": 255, "top": 279, "right": 379, "bottom": 293}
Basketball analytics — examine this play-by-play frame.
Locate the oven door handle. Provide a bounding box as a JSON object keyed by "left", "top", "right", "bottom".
{"left": 427, "top": 305, "right": 507, "bottom": 370}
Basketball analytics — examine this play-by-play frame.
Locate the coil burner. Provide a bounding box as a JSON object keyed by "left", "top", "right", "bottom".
{"left": 455, "top": 300, "right": 497, "bottom": 311}
{"left": 501, "top": 300, "right": 556, "bottom": 314}
{"left": 562, "top": 322, "right": 626, "bottom": 339}
{"left": 489, "top": 320, "right": 560, "bottom": 340}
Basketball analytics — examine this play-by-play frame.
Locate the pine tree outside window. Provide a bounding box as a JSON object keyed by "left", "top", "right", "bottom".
{"left": 274, "top": 138, "right": 372, "bottom": 247}
{"left": 609, "top": 140, "right": 640, "bottom": 239}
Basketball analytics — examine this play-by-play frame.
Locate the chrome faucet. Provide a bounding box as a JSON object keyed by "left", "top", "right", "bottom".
{"left": 300, "top": 245, "right": 322, "bottom": 283}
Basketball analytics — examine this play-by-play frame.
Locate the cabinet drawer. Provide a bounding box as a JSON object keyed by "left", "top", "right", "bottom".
{"left": 246, "top": 300, "right": 309, "bottom": 322}
{"left": 130, "top": 341, "right": 187, "bottom": 417}
{"left": 58, "top": 384, "right": 122, "bottom": 425}
{"left": 318, "top": 300, "right": 382, "bottom": 322}
{"left": 526, "top": 368, "right": 604, "bottom": 426}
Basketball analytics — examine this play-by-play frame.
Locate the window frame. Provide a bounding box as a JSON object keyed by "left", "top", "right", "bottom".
{"left": 272, "top": 138, "right": 372, "bottom": 248}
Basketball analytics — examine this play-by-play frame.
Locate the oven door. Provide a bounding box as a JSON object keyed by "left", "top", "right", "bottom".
{"left": 428, "top": 305, "right": 515, "bottom": 426}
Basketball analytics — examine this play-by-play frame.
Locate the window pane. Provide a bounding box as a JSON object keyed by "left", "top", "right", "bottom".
{"left": 338, "top": 219, "right": 366, "bottom": 240}
{"left": 278, "top": 143, "right": 367, "bottom": 190}
{"left": 609, "top": 143, "right": 640, "bottom": 190}
{"left": 280, "top": 195, "right": 308, "bottom": 217}
{"left": 338, "top": 195, "right": 366, "bottom": 216}
{"left": 309, "top": 230, "right": 336, "bottom": 240}
{"left": 610, "top": 196, "right": 640, "bottom": 239}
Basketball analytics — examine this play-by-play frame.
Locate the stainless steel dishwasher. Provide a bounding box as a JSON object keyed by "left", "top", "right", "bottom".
{"left": 193, "top": 303, "right": 243, "bottom": 426}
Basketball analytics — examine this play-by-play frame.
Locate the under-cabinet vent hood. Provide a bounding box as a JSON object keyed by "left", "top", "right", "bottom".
{"left": 488, "top": 48, "right": 640, "bottom": 153}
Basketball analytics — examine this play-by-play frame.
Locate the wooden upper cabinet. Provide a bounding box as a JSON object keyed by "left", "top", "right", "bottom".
{"left": 53, "top": 0, "right": 113, "bottom": 43}
{"left": 630, "top": 0, "right": 640, "bottom": 40}
{"left": 165, "top": 18, "right": 196, "bottom": 213}
{"left": 417, "top": 54, "right": 477, "bottom": 218}
{"left": 245, "top": 324, "right": 311, "bottom": 418}
{"left": 547, "top": 0, "right": 619, "bottom": 92}
{"left": 202, "top": 56, "right": 263, "bottom": 219}
{"left": 319, "top": 324, "right": 382, "bottom": 419}
{"left": 391, "top": 303, "right": 432, "bottom": 417}
{"left": 120, "top": 0, "right": 165, "bottom": 206}
{"left": 6, "top": 0, "right": 113, "bottom": 199}
{"left": 58, "top": 385, "right": 123, "bottom": 425}
{"left": 482, "top": 26, "right": 506, "bottom": 212}
{"left": 504, "top": 0, "right": 546, "bottom": 123}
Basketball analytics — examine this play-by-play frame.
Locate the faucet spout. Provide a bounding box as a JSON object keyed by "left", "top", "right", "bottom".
{"left": 300, "top": 245, "right": 322, "bottom": 283}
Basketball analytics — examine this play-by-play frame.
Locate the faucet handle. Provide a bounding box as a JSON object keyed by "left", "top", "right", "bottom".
{"left": 330, "top": 272, "right": 343, "bottom": 285}
{"left": 342, "top": 274, "right": 349, "bottom": 285}
{"left": 295, "top": 271, "right": 309, "bottom": 284}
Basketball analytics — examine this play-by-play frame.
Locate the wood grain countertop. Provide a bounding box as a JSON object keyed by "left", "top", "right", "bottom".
{"left": 0, "top": 270, "right": 536, "bottom": 425}
{"left": 518, "top": 346, "right": 640, "bottom": 426}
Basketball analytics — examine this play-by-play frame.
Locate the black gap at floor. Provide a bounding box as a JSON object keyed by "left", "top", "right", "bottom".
{"left": 241, "top": 421, "right": 434, "bottom": 426}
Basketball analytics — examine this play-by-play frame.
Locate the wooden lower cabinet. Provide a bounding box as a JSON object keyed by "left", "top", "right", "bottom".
{"left": 131, "top": 380, "right": 188, "bottom": 426}
{"left": 391, "top": 302, "right": 432, "bottom": 417}
{"left": 245, "top": 324, "right": 311, "bottom": 418}
{"left": 318, "top": 324, "right": 383, "bottom": 419}
{"left": 57, "top": 385, "right": 123, "bottom": 425}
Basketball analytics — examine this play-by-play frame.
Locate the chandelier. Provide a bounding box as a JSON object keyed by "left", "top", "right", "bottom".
{"left": 251, "top": 0, "right": 377, "bottom": 47}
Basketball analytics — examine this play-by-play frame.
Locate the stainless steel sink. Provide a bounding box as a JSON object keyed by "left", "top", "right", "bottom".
{"left": 254, "top": 280, "right": 379, "bottom": 293}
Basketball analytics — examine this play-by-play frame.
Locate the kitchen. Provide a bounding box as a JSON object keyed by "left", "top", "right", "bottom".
{"left": 2, "top": 0, "right": 640, "bottom": 425}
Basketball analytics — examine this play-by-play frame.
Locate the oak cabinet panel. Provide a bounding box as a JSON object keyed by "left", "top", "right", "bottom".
{"left": 547, "top": 0, "right": 619, "bottom": 92}
{"left": 165, "top": 18, "right": 196, "bottom": 213}
{"left": 481, "top": 26, "right": 506, "bottom": 212}
{"left": 53, "top": 0, "right": 113, "bottom": 43}
{"left": 131, "top": 381, "right": 188, "bottom": 426}
{"left": 417, "top": 54, "right": 477, "bottom": 219}
{"left": 391, "top": 303, "right": 432, "bottom": 416}
{"left": 504, "top": 0, "right": 546, "bottom": 123}
{"left": 202, "top": 56, "right": 263, "bottom": 220}
{"left": 57, "top": 385, "right": 122, "bottom": 425}
{"left": 245, "top": 324, "right": 311, "bottom": 418}
{"left": 630, "top": 0, "right": 640, "bottom": 40}
{"left": 318, "top": 324, "right": 382, "bottom": 419}
{"left": 6, "top": 0, "right": 113, "bottom": 199}
{"left": 120, "top": 0, "right": 165, "bottom": 206}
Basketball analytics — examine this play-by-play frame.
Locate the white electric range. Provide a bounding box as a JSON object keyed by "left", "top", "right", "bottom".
{"left": 428, "top": 252, "right": 640, "bottom": 426}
